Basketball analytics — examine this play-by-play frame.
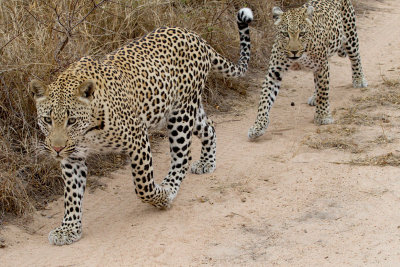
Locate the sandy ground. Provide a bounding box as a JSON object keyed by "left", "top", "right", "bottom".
{"left": 1, "top": 0, "right": 400, "bottom": 266}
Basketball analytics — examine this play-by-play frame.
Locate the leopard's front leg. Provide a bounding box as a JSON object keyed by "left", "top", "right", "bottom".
{"left": 248, "top": 52, "right": 289, "bottom": 140}
{"left": 130, "top": 123, "right": 173, "bottom": 209}
{"left": 48, "top": 157, "right": 87, "bottom": 246}
{"left": 313, "top": 60, "right": 334, "bottom": 125}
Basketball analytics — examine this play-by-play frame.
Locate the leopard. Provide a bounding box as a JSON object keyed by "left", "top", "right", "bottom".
{"left": 248, "top": 0, "right": 367, "bottom": 140}
{"left": 29, "top": 8, "right": 253, "bottom": 246}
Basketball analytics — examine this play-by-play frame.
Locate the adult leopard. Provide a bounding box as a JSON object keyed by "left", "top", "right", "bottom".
{"left": 248, "top": 0, "right": 367, "bottom": 140}
{"left": 30, "top": 8, "right": 253, "bottom": 245}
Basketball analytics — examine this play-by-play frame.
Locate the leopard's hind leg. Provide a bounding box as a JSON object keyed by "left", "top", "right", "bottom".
{"left": 191, "top": 102, "right": 216, "bottom": 174}
{"left": 341, "top": 0, "right": 368, "bottom": 88}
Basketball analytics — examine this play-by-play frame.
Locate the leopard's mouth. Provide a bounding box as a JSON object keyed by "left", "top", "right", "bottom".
{"left": 48, "top": 145, "right": 77, "bottom": 160}
{"left": 54, "top": 154, "right": 64, "bottom": 161}
{"left": 286, "top": 49, "right": 304, "bottom": 60}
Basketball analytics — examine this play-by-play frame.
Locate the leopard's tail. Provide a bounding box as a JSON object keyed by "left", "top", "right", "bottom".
{"left": 211, "top": 8, "right": 253, "bottom": 78}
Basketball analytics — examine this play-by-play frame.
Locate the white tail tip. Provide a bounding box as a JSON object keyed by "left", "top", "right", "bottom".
{"left": 238, "top": 8, "right": 254, "bottom": 23}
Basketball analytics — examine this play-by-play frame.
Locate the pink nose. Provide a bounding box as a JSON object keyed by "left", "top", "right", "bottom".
{"left": 53, "top": 146, "right": 65, "bottom": 153}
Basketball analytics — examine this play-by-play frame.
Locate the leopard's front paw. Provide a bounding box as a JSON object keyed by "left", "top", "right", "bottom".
{"left": 48, "top": 225, "right": 82, "bottom": 246}
{"left": 150, "top": 184, "right": 175, "bottom": 209}
{"left": 307, "top": 95, "right": 317, "bottom": 106}
{"left": 151, "top": 199, "right": 172, "bottom": 209}
{"left": 314, "top": 113, "right": 334, "bottom": 125}
{"left": 353, "top": 77, "right": 368, "bottom": 88}
{"left": 248, "top": 123, "right": 268, "bottom": 140}
{"left": 191, "top": 160, "right": 216, "bottom": 174}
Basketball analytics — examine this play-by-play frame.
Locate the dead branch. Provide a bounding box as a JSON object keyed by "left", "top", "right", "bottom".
{"left": 70, "top": 0, "right": 110, "bottom": 32}
{"left": 0, "top": 29, "right": 29, "bottom": 52}
{"left": 52, "top": 0, "right": 111, "bottom": 65}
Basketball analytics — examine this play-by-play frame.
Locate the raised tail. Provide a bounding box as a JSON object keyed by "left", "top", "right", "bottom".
{"left": 211, "top": 8, "right": 253, "bottom": 78}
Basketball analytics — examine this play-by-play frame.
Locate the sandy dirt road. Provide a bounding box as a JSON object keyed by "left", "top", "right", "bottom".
{"left": 1, "top": 0, "right": 400, "bottom": 265}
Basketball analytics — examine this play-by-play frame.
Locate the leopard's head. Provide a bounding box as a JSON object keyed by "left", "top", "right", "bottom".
{"left": 272, "top": 5, "right": 314, "bottom": 60}
{"left": 30, "top": 62, "right": 97, "bottom": 160}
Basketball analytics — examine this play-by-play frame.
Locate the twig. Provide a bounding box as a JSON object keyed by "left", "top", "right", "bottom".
{"left": 208, "top": 3, "right": 231, "bottom": 45}
{"left": 70, "top": 0, "right": 110, "bottom": 32}
{"left": 52, "top": 4, "right": 69, "bottom": 33}
{"left": 54, "top": 36, "right": 70, "bottom": 65}
{"left": 23, "top": 7, "right": 64, "bottom": 33}
{"left": 70, "top": 0, "right": 80, "bottom": 30}
{"left": 216, "top": 119, "right": 241, "bottom": 124}
{"left": 0, "top": 29, "right": 29, "bottom": 52}
{"left": 52, "top": 0, "right": 111, "bottom": 64}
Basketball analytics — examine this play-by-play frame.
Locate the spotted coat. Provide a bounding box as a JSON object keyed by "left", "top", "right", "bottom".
{"left": 30, "top": 8, "right": 253, "bottom": 245}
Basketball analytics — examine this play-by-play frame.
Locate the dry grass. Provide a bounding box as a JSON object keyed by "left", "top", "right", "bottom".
{"left": 336, "top": 79, "right": 400, "bottom": 127}
{"left": 350, "top": 152, "right": 400, "bottom": 167}
{"left": 336, "top": 104, "right": 392, "bottom": 127}
{"left": 304, "top": 134, "right": 362, "bottom": 154}
{"left": 316, "top": 125, "right": 357, "bottom": 137}
{"left": 306, "top": 77, "right": 400, "bottom": 159}
{"left": 337, "top": 106, "right": 375, "bottom": 126}
{"left": 382, "top": 77, "right": 400, "bottom": 87}
{"left": 374, "top": 134, "right": 394, "bottom": 145}
{"left": 304, "top": 125, "right": 361, "bottom": 152}
{"left": 353, "top": 85, "right": 400, "bottom": 107}
{"left": 304, "top": 123, "right": 357, "bottom": 149}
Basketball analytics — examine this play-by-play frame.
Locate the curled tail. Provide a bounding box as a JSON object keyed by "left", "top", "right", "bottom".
{"left": 211, "top": 8, "right": 253, "bottom": 77}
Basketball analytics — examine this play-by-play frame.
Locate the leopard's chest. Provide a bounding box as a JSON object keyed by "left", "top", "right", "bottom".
{"left": 297, "top": 53, "right": 320, "bottom": 71}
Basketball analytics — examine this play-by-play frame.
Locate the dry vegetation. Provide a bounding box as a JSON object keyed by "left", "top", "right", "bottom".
{"left": 305, "top": 78, "right": 400, "bottom": 167}
{"left": 350, "top": 152, "right": 400, "bottom": 167}
{"left": 304, "top": 125, "right": 362, "bottom": 153}
{"left": 0, "top": 0, "right": 310, "bottom": 219}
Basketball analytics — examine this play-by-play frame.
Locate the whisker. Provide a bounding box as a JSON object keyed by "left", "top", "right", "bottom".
{"left": 36, "top": 142, "right": 51, "bottom": 155}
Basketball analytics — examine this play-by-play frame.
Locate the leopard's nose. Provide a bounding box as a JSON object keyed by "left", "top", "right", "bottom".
{"left": 53, "top": 146, "right": 65, "bottom": 153}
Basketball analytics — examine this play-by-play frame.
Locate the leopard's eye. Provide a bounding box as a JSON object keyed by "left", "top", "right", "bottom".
{"left": 67, "top": 118, "right": 77, "bottom": 126}
{"left": 281, "top": 32, "right": 289, "bottom": 38}
{"left": 299, "top": 32, "right": 306, "bottom": 37}
{"left": 43, "top": 117, "right": 52, "bottom": 124}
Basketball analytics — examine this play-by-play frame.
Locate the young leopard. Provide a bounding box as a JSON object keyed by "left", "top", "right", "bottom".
{"left": 248, "top": 0, "right": 367, "bottom": 140}
{"left": 30, "top": 8, "right": 253, "bottom": 246}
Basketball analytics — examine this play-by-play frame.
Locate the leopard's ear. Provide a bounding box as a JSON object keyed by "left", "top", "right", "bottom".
{"left": 272, "top": 7, "right": 283, "bottom": 25}
{"left": 76, "top": 80, "right": 96, "bottom": 102}
{"left": 305, "top": 6, "right": 314, "bottom": 25}
{"left": 29, "top": 79, "right": 48, "bottom": 100}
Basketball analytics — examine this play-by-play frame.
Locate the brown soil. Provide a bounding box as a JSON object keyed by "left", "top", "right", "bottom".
{"left": 1, "top": 0, "right": 400, "bottom": 265}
